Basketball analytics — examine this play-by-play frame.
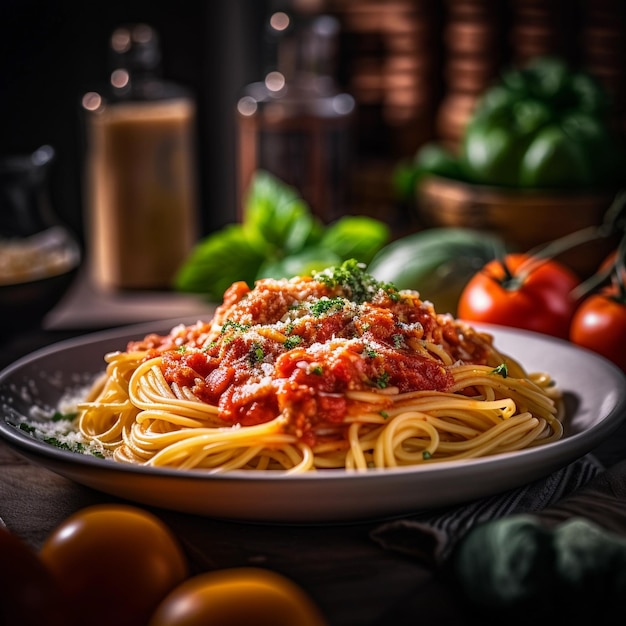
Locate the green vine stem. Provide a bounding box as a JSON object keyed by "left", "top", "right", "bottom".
{"left": 514, "top": 189, "right": 626, "bottom": 284}
{"left": 571, "top": 229, "right": 626, "bottom": 302}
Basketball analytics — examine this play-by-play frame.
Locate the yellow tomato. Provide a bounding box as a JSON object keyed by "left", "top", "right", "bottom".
{"left": 149, "top": 567, "right": 329, "bottom": 626}
{"left": 40, "top": 504, "right": 188, "bottom": 626}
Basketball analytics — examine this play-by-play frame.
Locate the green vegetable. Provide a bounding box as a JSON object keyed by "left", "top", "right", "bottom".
{"left": 518, "top": 124, "right": 592, "bottom": 188}
{"left": 318, "top": 215, "right": 390, "bottom": 266}
{"left": 453, "top": 515, "right": 626, "bottom": 622}
{"left": 172, "top": 224, "right": 265, "bottom": 301}
{"left": 244, "top": 170, "right": 322, "bottom": 253}
{"left": 396, "top": 56, "right": 625, "bottom": 193}
{"left": 174, "top": 171, "right": 391, "bottom": 301}
{"left": 499, "top": 56, "right": 609, "bottom": 116}
{"left": 367, "top": 227, "right": 506, "bottom": 314}
{"left": 459, "top": 56, "right": 625, "bottom": 189}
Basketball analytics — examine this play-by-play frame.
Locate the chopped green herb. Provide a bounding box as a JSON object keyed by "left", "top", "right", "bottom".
{"left": 249, "top": 342, "right": 265, "bottom": 365}
{"left": 44, "top": 437, "right": 86, "bottom": 453}
{"left": 283, "top": 335, "right": 302, "bottom": 349}
{"left": 313, "top": 259, "right": 399, "bottom": 304}
{"left": 363, "top": 345, "right": 378, "bottom": 358}
{"left": 422, "top": 450, "right": 432, "bottom": 460}
{"left": 492, "top": 363, "right": 508, "bottom": 378}
{"left": 309, "top": 296, "right": 345, "bottom": 318}
{"left": 52, "top": 411, "right": 78, "bottom": 422}
{"left": 310, "top": 365, "right": 323, "bottom": 375}
{"left": 221, "top": 320, "right": 250, "bottom": 334}
{"left": 14, "top": 419, "right": 108, "bottom": 459}
{"left": 392, "top": 334, "right": 403, "bottom": 348}
{"left": 177, "top": 345, "right": 187, "bottom": 354}
{"left": 380, "top": 410, "right": 389, "bottom": 419}
{"left": 375, "top": 371, "right": 390, "bottom": 389}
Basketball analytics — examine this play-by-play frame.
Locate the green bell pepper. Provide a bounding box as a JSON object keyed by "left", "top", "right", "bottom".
{"left": 518, "top": 124, "right": 592, "bottom": 187}
{"left": 459, "top": 56, "right": 625, "bottom": 189}
{"left": 395, "top": 56, "right": 624, "bottom": 194}
{"left": 461, "top": 98, "right": 553, "bottom": 186}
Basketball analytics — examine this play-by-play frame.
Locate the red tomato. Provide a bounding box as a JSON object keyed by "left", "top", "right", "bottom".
{"left": 570, "top": 287, "right": 626, "bottom": 370}
{"left": 0, "top": 526, "right": 71, "bottom": 626}
{"left": 149, "top": 567, "right": 328, "bottom": 626}
{"left": 39, "top": 504, "right": 189, "bottom": 626}
{"left": 457, "top": 253, "right": 580, "bottom": 338}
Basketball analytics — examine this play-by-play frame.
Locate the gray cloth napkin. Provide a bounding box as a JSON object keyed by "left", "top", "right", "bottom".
{"left": 372, "top": 456, "right": 626, "bottom": 623}
{"left": 371, "top": 454, "right": 605, "bottom": 566}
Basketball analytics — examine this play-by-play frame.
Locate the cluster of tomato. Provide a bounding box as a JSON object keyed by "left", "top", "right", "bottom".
{"left": 1, "top": 504, "right": 328, "bottom": 626}
{"left": 457, "top": 245, "right": 626, "bottom": 371}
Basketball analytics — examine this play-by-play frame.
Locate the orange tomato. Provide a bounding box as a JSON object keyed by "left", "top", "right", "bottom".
{"left": 149, "top": 567, "right": 328, "bottom": 626}
{"left": 39, "top": 504, "right": 188, "bottom": 626}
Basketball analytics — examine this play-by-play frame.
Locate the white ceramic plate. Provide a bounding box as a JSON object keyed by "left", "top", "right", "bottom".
{"left": 1, "top": 320, "right": 625, "bottom": 523}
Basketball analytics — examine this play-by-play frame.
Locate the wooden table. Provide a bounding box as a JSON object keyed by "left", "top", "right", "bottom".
{"left": 1, "top": 283, "right": 625, "bottom": 625}
{"left": 0, "top": 285, "right": 479, "bottom": 626}
{"left": 0, "top": 331, "right": 471, "bottom": 626}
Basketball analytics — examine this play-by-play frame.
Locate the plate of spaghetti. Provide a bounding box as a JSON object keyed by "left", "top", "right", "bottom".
{"left": 1, "top": 261, "right": 625, "bottom": 522}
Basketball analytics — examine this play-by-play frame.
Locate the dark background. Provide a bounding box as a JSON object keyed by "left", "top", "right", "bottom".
{"left": 3, "top": 0, "right": 625, "bottom": 250}
{"left": 0, "top": 0, "right": 270, "bottom": 241}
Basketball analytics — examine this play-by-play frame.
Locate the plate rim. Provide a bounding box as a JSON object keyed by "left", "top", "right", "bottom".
{"left": 1, "top": 319, "right": 625, "bottom": 521}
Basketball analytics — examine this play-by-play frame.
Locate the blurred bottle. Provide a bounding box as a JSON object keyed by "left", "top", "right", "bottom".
{"left": 82, "top": 23, "right": 199, "bottom": 290}
{"left": 236, "top": 5, "right": 355, "bottom": 223}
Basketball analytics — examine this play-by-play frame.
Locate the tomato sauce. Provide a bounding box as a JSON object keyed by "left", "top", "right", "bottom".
{"left": 126, "top": 270, "right": 495, "bottom": 443}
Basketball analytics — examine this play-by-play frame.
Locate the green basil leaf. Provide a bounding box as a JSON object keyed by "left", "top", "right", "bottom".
{"left": 174, "top": 224, "right": 265, "bottom": 301}
{"left": 320, "top": 215, "right": 390, "bottom": 264}
{"left": 244, "top": 170, "right": 319, "bottom": 253}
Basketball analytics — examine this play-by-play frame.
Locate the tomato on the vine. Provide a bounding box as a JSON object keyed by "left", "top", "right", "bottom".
{"left": 457, "top": 253, "right": 580, "bottom": 338}
{"left": 570, "top": 286, "right": 626, "bottom": 370}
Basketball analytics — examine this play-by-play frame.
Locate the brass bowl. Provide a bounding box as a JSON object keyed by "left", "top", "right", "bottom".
{"left": 417, "top": 175, "right": 617, "bottom": 278}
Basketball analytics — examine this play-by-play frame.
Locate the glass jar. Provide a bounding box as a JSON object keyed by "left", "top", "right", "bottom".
{"left": 0, "top": 145, "right": 81, "bottom": 332}
{"left": 82, "top": 23, "right": 199, "bottom": 291}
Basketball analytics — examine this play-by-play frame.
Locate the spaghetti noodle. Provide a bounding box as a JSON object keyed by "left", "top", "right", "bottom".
{"left": 77, "top": 261, "right": 563, "bottom": 472}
